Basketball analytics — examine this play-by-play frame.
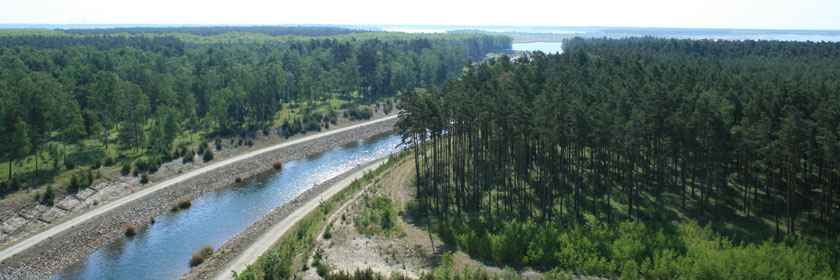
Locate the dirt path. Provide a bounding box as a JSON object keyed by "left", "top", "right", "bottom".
{"left": 214, "top": 158, "right": 390, "bottom": 280}
{"left": 0, "top": 115, "right": 397, "bottom": 265}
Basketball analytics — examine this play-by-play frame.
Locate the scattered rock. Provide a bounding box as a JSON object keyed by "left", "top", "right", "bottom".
{"left": 1, "top": 216, "right": 27, "bottom": 234}
{"left": 38, "top": 208, "right": 67, "bottom": 224}
{"left": 56, "top": 197, "right": 82, "bottom": 211}
{"left": 74, "top": 188, "right": 97, "bottom": 201}
{"left": 18, "top": 205, "right": 49, "bottom": 221}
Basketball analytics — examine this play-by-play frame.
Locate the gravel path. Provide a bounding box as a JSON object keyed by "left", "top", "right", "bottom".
{"left": 183, "top": 157, "right": 389, "bottom": 280}
{"left": 0, "top": 115, "right": 398, "bottom": 280}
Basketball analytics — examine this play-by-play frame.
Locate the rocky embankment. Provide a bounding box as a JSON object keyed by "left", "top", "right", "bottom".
{"left": 182, "top": 157, "right": 387, "bottom": 280}
{"left": 0, "top": 116, "right": 397, "bottom": 280}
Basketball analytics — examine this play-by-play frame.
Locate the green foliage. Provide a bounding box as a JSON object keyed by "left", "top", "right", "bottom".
{"left": 41, "top": 185, "right": 55, "bottom": 205}
{"left": 424, "top": 218, "right": 839, "bottom": 279}
{"left": 121, "top": 161, "right": 131, "bottom": 174}
{"left": 140, "top": 172, "right": 149, "bottom": 184}
{"left": 346, "top": 106, "right": 372, "bottom": 121}
{"left": 354, "top": 196, "right": 398, "bottom": 236}
{"left": 202, "top": 149, "right": 214, "bottom": 162}
{"left": 236, "top": 151, "right": 410, "bottom": 280}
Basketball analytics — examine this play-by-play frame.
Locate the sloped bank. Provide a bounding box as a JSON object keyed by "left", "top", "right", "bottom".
{"left": 0, "top": 116, "right": 398, "bottom": 280}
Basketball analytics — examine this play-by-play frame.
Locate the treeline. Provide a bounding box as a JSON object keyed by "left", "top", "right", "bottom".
{"left": 62, "top": 26, "right": 367, "bottom": 37}
{"left": 397, "top": 36, "right": 840, "bottom": 278}
{"left": 0, "top": 28, "right": 511, "bottom": 195}
{"left": 397, "top": 37, "right": 840, "bottom": 236}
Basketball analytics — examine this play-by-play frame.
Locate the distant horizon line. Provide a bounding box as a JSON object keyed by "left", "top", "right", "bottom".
{"left": 0, "top": 23, "right": 839, "bottom": 32}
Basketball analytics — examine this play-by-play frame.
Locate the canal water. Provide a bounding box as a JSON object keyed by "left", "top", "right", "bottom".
{"left": 53, "top": 133, "right": 402, "bottom": 280}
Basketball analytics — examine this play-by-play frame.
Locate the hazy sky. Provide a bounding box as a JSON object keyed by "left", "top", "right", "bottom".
{"left": 1, "top": 0, "right": 838, "bottom": 30}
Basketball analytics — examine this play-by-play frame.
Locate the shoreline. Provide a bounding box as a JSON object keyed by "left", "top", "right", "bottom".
{"left": 0, "top": 115, "right": 398, "bottom": 280}
{"left": 182, "top": 157, "right": 390, "bottom": 280}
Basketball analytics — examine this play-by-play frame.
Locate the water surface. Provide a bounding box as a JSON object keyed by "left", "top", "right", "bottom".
{"left": 53, "top": 133, "right": 402, "bottom": 280}
{"left": 512, "top": 42, "right": 564, "bottom": 54}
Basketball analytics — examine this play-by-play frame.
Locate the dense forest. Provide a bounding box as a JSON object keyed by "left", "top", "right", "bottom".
{"left": 0, "top": 26, "right": 511, "bottom": 196}
{"left": 397, "top": 37, "right": 840, "bottom": 278}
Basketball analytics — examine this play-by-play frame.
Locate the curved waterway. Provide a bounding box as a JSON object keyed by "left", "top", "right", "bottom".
{"left": 53, "top": 133, "right": 402, "bottom": 280}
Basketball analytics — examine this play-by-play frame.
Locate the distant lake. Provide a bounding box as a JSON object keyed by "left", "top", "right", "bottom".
{"left": 512, "top": 42, "right": 564, "bottom": 54}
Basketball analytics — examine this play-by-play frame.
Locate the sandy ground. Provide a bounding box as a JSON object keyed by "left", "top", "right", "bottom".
{"left": 291, "top": 156, "right": 588, "bottom": 280}
{"left": 296, "top": 158, "right": 452, "bottom": 279}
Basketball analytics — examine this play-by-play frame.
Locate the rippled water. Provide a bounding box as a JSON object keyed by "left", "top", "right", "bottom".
{"left": 52, "top": 133, "right": 402, "bottom": 280}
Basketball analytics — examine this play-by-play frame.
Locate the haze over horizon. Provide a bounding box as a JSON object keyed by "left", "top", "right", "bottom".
{"left": 1, "top": 0, "right": 839, "bottom": 30}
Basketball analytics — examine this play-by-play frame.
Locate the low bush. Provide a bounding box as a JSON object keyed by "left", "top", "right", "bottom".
{"left": 64, "top": 158, "right": 75, "bottom": 170}
{"left": 203, "top": 149, "right": 214, "bottom": 162}
{"left": 134, "top": 158, "right": 150, "bottom": 172}
{"left": 125, "top": 223, "right": 137, "bottom": 237}
{"left": 346, "top": 106, "right": 372, "bottom": 121}
{"left": 354, "top": 196, "right": 397, "bottom": 236}
{"left": 235, "top": 176, "right": 242, "bottom": 183}
{"left": 282, "top": 118, "right": 303, "bottom": 138}
{"left": 214, "top": 137, "right": 222, "bottom": 151}
{"left": 177, "top": 199, "right": 192, "bottom": 209}
{"left": 303, "top": 112, "right": 323, "bottom": 132}
{"left": 272, "top": 161, "right": 283, "bottom": 170}
{"left": 190, "top": 245, "right": 214, "bottom": 267}
{"left": 121, "top": 162, "right": 131, "bottom": 175}
{"left": 41, "top": 185, "right": 56, "bottom": 206}
{"left": 140, "top": 172, "right": 149, "bottom": 184}
{"left": 182, "top": 149, "right": 195, "bottom": 163}
{"left": 323, "top": 223, "right": 332, "bottom": 239}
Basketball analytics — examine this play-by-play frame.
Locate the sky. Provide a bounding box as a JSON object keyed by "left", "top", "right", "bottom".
{"left": 0, "top": 0, "right": 839, "bottom": 30}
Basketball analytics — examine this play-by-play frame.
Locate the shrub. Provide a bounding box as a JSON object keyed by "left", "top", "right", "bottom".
{"left": 140, "top": 172, "right": 149, "bottom": 184}
{"left": 246, "top": 139, "right": 253, "bottom": 147}
{"left": 327, "top": 109, "right": 338, "bottom": 125}
{"left": 214, "top": 137, "right": 222, "bottom": 151}
{"left": 149, "top": 157, "right": 162, "bottom": 173}
{"left": 197, "top": 141, "right": 207, "bottom": 155}
{"left": 121, "top": 162, "right": 131, "bottom": 175}
{"left": 104, "top": 157, "right": 114, "bottom": 166}
{"left": 347, "top": 106, "right": 372, "bottom": 121}
{"left": 323, "top": 223, "right": 332, "bottom": 239}
{"left": 316, "top": 262, "right": 330, "bottom": 277}
{"left": 303, "top": 112, "right": 323, "bottom": 132}
{"left": 125, "top": 223, "right": 137, "bottom": 237}
{"left": 177, "top": 199, "right": 191, "bottom": 209}
{"left": 91, "top": 159, "right": 101, "bottom": 169}
{"left": 235, "top": 176, "right": 242, "bottom": 183}
{"left": 190, "top": 245, "right": 214, "bottom": 267}
{"left": 272, "top": 161, "right": 283, "bottom": 170}
{"left": 134, "top": 158, "right": 150, "bottom": 172}
{"left": 182, "top": 149, "right": 195, "bottom": 163}
{"left": 42, "top": 185, "right": 56, "bottom": 205}
{"left": 64, "top": 158, "right": 75, "bottom": 170}
{"left": 203, "top": 149, "right": 214, "bottom": 162}
{"left": 282, "top": 118, "right": 302, "bottom": 138}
